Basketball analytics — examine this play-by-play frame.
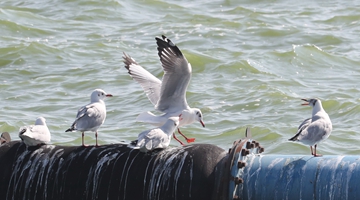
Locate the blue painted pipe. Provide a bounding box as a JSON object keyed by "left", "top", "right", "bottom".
{"left": 237, "top": 155, "right": 360, "bottom": 200}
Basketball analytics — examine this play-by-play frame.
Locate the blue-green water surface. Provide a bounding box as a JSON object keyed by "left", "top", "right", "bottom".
{"left": 1, "top": 0, "right": 360, "bottom": 155}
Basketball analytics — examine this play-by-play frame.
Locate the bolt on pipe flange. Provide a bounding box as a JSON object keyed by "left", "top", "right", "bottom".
{"left": 237, "top": 161, "right": 246, "bottom": 168}
{"left": 241, "top": 149, "right": 250, "bottom": 157}
{"left": 259, "top": 146, "right": 265, "bottom": 153}
{"left": 246, "top": 141, "right": 252, "bottom": 149}
{"left": 234, "top": 177, "right": 244, "bottom": 184}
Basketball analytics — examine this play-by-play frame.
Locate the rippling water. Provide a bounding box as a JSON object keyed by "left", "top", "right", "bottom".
{"left": 1, "top": 0, "right": 360, "bottom": 155}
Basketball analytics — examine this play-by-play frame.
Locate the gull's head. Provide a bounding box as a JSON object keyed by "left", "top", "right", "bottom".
{"left": 35, "top": 117, "right": 46, "bottom": 125}
{"left": 301, "top": 98, "right": 320, "bottom": 107}
{"left": 91, "top": 89, "right": 113, "bottom": 102}
{"left": 193, "top": 108, "right": 205, "bottom": 128}
{"left": 168, "top": 117, "right": 180, "bottom": 128}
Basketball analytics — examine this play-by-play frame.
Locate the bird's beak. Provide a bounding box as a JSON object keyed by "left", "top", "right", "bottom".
{"left": 106, "top": 94, "right": 113, "bottom": 97}
{"left": 301, "top": 98, "right": 309, "bottom": 106}
{"left": 200, "top": 120, "right": 205, "bottom": 128}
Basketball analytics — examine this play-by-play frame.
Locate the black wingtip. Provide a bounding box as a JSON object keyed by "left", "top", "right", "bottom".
{"left": 156, "top": 35, "right": 183, "bottom": 57}
{"left": 122, "top": 52, "right": 138, "bottom": 73}
{"left": 65, "top": 128, "right": 73, "bottom": 132}
{"left": 19, "top": 129, "right": 26, "bottom": 135}
{"left": 130, "top": 140, "right": 138, "bottom": 145}
{"left": 288, "top": 136, "right": 298, "bottom": 141}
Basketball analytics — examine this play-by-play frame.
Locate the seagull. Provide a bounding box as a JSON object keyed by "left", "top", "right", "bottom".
{"left": 0, "top": 132, "right": 11, "bottom": 145}
{"left": 123, "top": 35, "right": 205, "bottom": 145}
{"left": 289, "top": 98, "right": 332, "bottom": 157}
{"left": 65, "top": 89, "right": 112, "bottom": 146}
{"left": 132, "top": 117, "right": 180, "bottom": 153}
{"left": 18, "top": 117, "right": 51, "bottom": 146}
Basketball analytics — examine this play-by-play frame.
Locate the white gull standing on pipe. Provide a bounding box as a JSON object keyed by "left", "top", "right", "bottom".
{"left": 289, "top": 98, "right": 332, "bottom": 157}
{"left": 123, "top": 35, "right": 205, "bottom": 145}
{"left": 65, "top": 89, "right": 112, "bottom": 146}
{"left": 19, "top": 117, "right": 51, "bottom": 146}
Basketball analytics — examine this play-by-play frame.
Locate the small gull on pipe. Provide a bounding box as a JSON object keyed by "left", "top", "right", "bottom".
{"left": 130, "top": 117, "right": 180, "bottom": 153}
{"left": 18, "top": 117, "right": 51, "bottom": 146}
{"left": 123, "top": 35, "right": 205, "bottom": 145}
{"left": 65, "top": 89, "right": 112, "bottom": 147}
{"left": 289, "top": 98, "right": 332, "bottom": 157}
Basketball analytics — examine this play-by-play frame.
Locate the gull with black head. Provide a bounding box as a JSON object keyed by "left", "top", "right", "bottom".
{"left": 289, "top": 98, "right": 332, "bottom": 157}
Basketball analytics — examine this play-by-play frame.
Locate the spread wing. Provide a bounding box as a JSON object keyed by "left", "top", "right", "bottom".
{"left": 123, "top": 52, "right": 161, "bottom": 106}
{"left": 155, "top": 35, "right": 192, "bottom": 113}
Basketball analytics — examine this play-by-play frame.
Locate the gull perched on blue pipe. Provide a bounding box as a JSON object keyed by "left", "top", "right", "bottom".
{"left": 289, "top": 98, "right": 332, "bottom": 157}
{"left": 123, "top": 35, "right": 205, "bottom": 145}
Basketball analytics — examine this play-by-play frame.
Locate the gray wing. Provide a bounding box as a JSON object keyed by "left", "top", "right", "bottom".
{"left": 289, "top": 118, "right": 311, "bottom": 141}
{"left": 298, "top": 118, "right": 330, "bottom": 142}
{"left": 155, "top": 35, "right": 192, "bottom": 113}
{"left": 123, "top": 52, "right": 161, "bottom": 106}
{"left": 72, "top": 103, "right": 105, "bottom": 130}
{"left": 298, "top": 118, "right": 312, "bottom": 131}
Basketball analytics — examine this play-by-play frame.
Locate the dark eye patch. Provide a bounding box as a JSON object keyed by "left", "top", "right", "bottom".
{"left": 313, "top": 99, "right": 317, "bottom": 106}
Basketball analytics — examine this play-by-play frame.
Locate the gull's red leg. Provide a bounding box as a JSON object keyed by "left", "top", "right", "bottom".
{"left": 313, "top": 144, "right": 322, "bottom": 157}
{"left": 95, "top": 131, "right": 99, "bottom": 147}
{"left": 82, "top": 132, "right": 88, "bottom": 147}
{"left": 173, "top": 133, "right": 185, "bottom": 146}
{"left": 177, "top": 128, "right": 195, "bottom": 143}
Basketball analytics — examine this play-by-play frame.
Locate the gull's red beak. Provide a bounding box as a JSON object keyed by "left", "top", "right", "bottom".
{"left": 200, "top": 120, "right": 205, "bottom": 128}
{"left": 106, "top": 94, "right": 113, "bottom": 97}
{"left": 301, "top": 98, "right": 309, "bottom": 106}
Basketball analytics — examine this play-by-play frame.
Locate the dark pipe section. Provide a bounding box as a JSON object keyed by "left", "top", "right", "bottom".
{"left": 0, "top": 141, "right": 228, "bottom": 200}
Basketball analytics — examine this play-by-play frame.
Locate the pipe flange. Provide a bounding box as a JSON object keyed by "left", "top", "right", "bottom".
{"left": 228, "top": 127, "right": 265, "bottom": 200}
